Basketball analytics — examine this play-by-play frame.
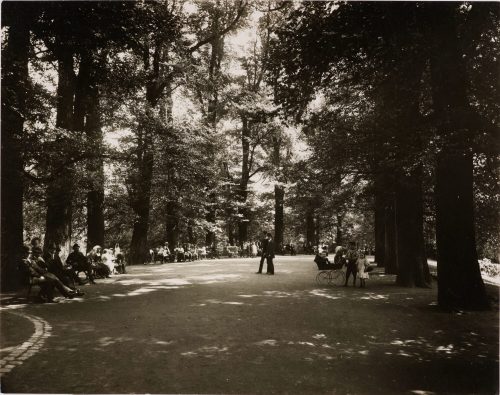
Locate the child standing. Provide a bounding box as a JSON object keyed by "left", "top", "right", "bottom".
{"left": 357, "top": 252, "right": 369, "bottom": 288}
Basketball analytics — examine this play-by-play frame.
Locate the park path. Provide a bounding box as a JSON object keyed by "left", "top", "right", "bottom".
{"left": 0, "top": 256, "right": 498, "bottom": 394}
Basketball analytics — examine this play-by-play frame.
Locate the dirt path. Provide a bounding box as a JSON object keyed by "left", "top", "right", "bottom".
{"left": 1, "top": 256, "right": 498, "bottom": 394}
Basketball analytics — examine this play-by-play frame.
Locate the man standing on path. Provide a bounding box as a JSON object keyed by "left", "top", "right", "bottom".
{"left": 256, "top": 230, "right": 268, "bottom": 274}
{"left": 344, "top": 241, "right": 358, "bottom": 286}
{"left": 266, "top": 232, "right": 275, "bottom": 275}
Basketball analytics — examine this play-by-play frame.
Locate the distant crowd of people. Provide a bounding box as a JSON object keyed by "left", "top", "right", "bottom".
{"left": 147, "top": 239, "right": 281, "bottom": 264}
{"left": 147, "top": 244, "right": 205, "bottom": 263}
{"left": 19, "top": 238, "right": 126, "bottom": 303}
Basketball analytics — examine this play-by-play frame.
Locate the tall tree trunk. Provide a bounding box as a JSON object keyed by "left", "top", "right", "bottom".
{"left": 85, "top": 84, "right": 105, "bottom": 249}
{"left": 335, "top": 214, "right": 343, "bottom": 246}
{"left": 1, "top": 6, "right": 31, "bottom": 290}
{"left": 237, "top": 116, "right": 250, "bottom": 243}
{"left": 305, "top": 208, "right": 315, "bottom": 247}
{"left": 44, "top": 50, "right": 75, "bottom": 256}
{"left": 384, "top": 201, "right": 398, "bottom": 275}
{"left": 166, "top": 200, "right": 179, "bottom": 249}
{"left": 73, "top": 51, "right": 105, "bottom": 250}
{"left": 274, "top": 184, "right": 285, "bottom": 253}
{"left": 314, "top": 213, "right": 321, "bottom": 247}
{"left": 428, "top": 3, "right": 489, "bottom": 309}
{"left": 374, "top": 176, "right": 386, "bottom": 267}
{"left": 204, "top": 28, "right": 224, "bottom": 246}
{"left": 129, "top": 116, "right": 154, "bottom": 264}
{"left": 129, "top": 40, "right": 164, "bottom": 263}
{"left": 395, "top": 167, "right": 431, "bottom": 287}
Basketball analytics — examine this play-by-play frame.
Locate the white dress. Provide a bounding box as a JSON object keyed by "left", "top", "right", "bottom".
{"left": 102, "top": 252, "right": 116, "bottom": 274}
{"left": 357, "top": 258, "right": 369, "bottom": 279}
{"left": 251, "top": 243, "right": 258, "bottom": 257}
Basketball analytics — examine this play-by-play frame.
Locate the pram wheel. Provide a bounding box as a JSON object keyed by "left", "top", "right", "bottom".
{"left": 316, "top": 271, "right": 330, "bottom": 285}
{"left": 329, "top": 270, "right": 345, "bottom": 286}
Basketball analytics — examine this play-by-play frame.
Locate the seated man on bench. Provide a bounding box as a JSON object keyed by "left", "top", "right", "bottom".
{"left": 20, "top": 246, "right": 81, "bottom": 303}
{"left": 67, "top": 243, "right": 96, "bottom": 284}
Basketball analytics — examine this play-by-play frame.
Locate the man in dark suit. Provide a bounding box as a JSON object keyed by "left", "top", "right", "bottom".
{"left": 256, "top": 230, "right": 268, "bottom": 274}
{"left": 266, "top": 232, "right": 275, "bottom": 275}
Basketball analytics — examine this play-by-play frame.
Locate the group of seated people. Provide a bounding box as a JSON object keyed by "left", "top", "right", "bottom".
{"left": 19, "top": 238, "right": 126, "bottom": 303}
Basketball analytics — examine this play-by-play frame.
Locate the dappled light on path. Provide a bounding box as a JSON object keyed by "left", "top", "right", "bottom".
{"left": 193, "top": 299, "right": 245, "bottom": 306}
{"left": 1, "top": 257, "right": 497, "bottom": 394}
{"left": 180, "top": 345, "right": 231, "bottom": 360}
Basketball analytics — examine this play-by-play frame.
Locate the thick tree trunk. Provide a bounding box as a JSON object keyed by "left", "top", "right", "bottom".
{"left": 73, "top": 51, "right": 105, "bottom": 249}
{"left": 1, "top": 8, "right": 30, "bottom": 290}
{"left": 204, "top": 31, "right": 224, "bottom": 246}
{"left": 44, "top": 51, "right": 75, "bottom": 256}
{"left": 238, "top": 207, "right": 249, "bottom": 244}
{"left": 166, "top": 200, "right": 179, "bottom": 249}
{"left": 205, "top": 205, "right": 216, "bottom": 247}
{"left": 395, "top": 167, "right": 431, "bottom": 287}
{"left": 384, "top": 201, "right": 398, "bottom": 275}
{"left": 128, "top": 141, "right": 154, "bottom": 262}
{"left": 428, "top": 3, "right": 489, "bottom": 309}
{"left": 129, "top": 128, "right": 154, "bottom": 264}
{"left": 435, "top": 153, "right": 488, "bottom": 308}
{"left": 129, "top": 41, "right": 164, "bottom": 263}
{"left": 85, "top": 85, "right": 105, "bottom": 249}
{"left": 374, "top": 177, "right": 386, "bottom": 267}
{"left": 335, "top": 214, "right": 343, "bottom": 246}
{"left": 237, "top": 117, "right": 250, "bottom": 243}
{"left": 274, "top": 184, "right": 285, "bottom": 253}
{"left": 306, "top": 208, "right": 315, "bottom": 247}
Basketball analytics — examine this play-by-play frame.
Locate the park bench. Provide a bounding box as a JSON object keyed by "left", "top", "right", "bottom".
{"left": 17, "top": 261, "right": 42, "bottom": 301}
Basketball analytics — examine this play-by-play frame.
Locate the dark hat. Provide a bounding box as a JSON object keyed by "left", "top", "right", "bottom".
{"left": 73, "top": 243, "right": 80, "bottom": 249}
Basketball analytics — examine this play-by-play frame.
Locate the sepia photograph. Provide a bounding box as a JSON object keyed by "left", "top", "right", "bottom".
{"left": 1, "top": 1, "right": 499, "bottom": 394}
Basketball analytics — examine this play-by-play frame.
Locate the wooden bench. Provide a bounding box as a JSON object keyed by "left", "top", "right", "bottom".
{"left": 17, "top": 262, "right": 42, "bottom": 301}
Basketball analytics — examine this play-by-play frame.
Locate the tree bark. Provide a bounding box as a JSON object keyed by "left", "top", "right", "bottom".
{"left": 73, "top": 51, "right": 105, "bottom": 250}
{"left": 237, "top": 116, "right": 250, "bottom": 243}
{"left": 395, "top": 166, "right": 431, "bottom": 287}
{"left": 1, "top": 6, "right": 31, "bottom": 290}
{"left": 129, "top": 41, "right": 163, "bottom": 263}
{"left": 204, "top": 23, "right": 224, "bottom": 246}
{"left": 384, "top": 201, "right": 398, "bottom": 275}
{"left": 129, "top": 121, "right": 154, "bottom": 264}
{"left": 166, "top": 200, "right": 179, "bottom": 249}
{"left": 85, "top": 82, "right": 105, "bottom": 249}
{"left": 374, "top": 176, "right": 386, "bottom": 267}
{"left": 306, "top": 208, "right": 315, "bottom": 247}
{"left": 44, "top": 50, "right": 75, "bottom": 256}
{"left": 274, "top": 184, "right": 285, "bottom": 253}
{"left": 335, "top": 214, "right": 343, "bottom": 246}
{"left": 428, "top": 3, "right": 489, "bottom": 309}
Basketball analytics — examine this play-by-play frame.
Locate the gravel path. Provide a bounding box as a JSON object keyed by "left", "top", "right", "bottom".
{"left": 1, "top": 255, "right": 498, "bottom": 394}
